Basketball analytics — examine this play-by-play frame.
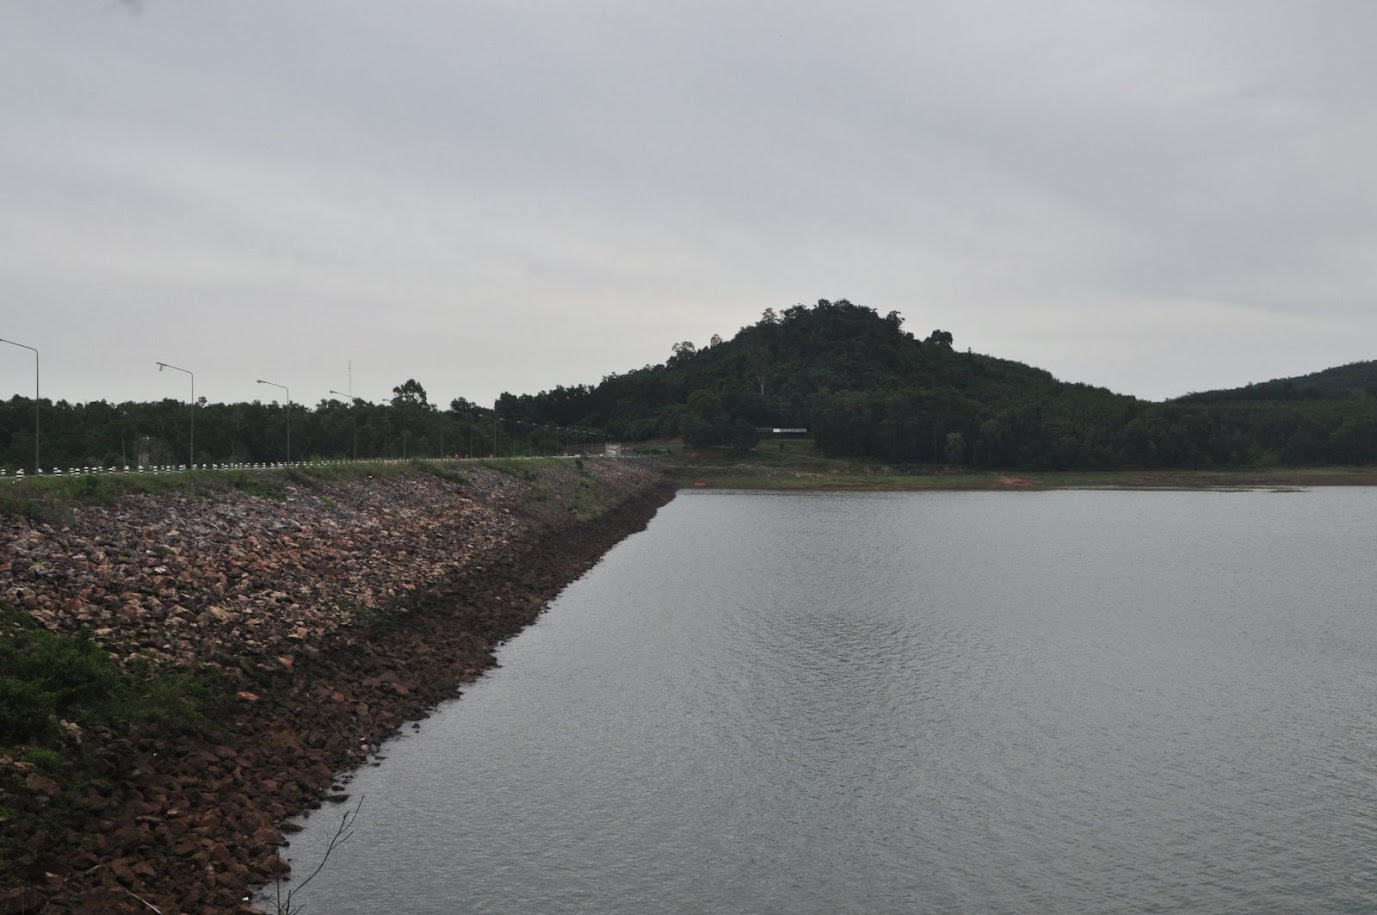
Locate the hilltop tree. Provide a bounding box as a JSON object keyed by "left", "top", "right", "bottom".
{"left": 391, "top": 379, "right": 430, "bottom": 409}
{"left": 667, "top": 342, "right": 698, "bottom": 368}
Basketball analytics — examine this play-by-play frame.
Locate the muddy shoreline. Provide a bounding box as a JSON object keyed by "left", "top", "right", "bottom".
{"left": 0, "top": 461, "right": 675, "bottom": 913}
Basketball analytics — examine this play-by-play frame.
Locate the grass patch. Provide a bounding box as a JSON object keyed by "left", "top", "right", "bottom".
{"left": 227, "top": 473, "right": 287, "bottom": 501}
{"left": 0, "top": 461, "right": 445, "bottom": 520}
{"left": 660, "top": 445, "right": 966, "bottom": 491}
{"left": 19, "top": 747, "right": 61, "bottom": 772}
{"left": 410, "top": 460, "right": 469, "bottom": 485}
{"left": 660, "top": 444, "right": 1377, "bottom": 491}
{"left": 0, "top": 458, "right": 646, "bottom": 524}
{"left": 280, "top": 462, "right": 411, "bottom": 484}
{"left": 478, "top": 458, "right": 537, "bottom": 481}
{"left": 0, "top": 489, "right": 54, "bottom": 523}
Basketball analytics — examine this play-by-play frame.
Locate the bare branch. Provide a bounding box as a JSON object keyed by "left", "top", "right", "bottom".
{"left": 272, "top": 795, "right": 365, "bottom": 915}
{"left": 122, "top": 887, "right": 164, "bottom": 913}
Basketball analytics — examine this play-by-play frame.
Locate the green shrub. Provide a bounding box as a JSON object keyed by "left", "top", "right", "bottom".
{"left": 0, "top": 617, "right": 221, "bottom": 748}
{"left": 0, "top": 676, "right": 56, "bottom": 744}
{"left": 0, "top": 625, "right": 123, "bottom": 743}
{"left": 28, "top": 627, "right": 123, "bottom": 712}
{"left": 20, "top": 747, "right": 61, "bottom": 772}
{"left": 125, "top": 669, "right": 219, "bottom": 731}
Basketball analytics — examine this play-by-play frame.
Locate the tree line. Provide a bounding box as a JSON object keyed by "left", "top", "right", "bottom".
{"left": 0, "top": 380, "right": 606, "bottom": 473}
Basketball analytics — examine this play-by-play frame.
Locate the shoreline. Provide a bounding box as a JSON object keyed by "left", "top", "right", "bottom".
{"left": 668, "top": 465, "right": 1377, "bottom": 492}
{"left": 0, "top": 461, "right": 675, "bottom": 913}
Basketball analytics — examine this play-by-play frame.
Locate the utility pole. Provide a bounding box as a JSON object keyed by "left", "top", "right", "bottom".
{"left": 0, "top": 338, "right": 39, "bottom": 473}
{"left": 256, "top": 379, "right": 291, "bottom": 462}
{"left": 156, "top": 361, "right": 195, "bottom": 467}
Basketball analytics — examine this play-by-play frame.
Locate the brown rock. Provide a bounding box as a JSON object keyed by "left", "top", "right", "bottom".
{"left": 108, "top": 859, "right": 136, "bottom": 885}
{"left": 24, "top": 773, "right": 61, "bottom": 797}
{"left": 0, "top": 888, "right": 47, "bottom": 915}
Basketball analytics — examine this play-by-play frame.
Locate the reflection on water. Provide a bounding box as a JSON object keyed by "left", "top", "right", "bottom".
{"left": 267, "top": 488, "right": 1377, "bottom": 914}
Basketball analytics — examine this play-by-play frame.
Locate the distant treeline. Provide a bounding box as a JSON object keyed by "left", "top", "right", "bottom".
{"left": 492, "top": 299, "right": 1377, "bottom": 470}
{"left": 0, "top": 381, "right": 605, "bottom": 473}
{"left": 5, "top": 301, "right": 1375, "bottom": 472}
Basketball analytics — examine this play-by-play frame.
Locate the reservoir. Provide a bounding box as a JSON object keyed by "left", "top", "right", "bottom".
{"left": 266, "top": 488, "right": 1377, "bottom": 913}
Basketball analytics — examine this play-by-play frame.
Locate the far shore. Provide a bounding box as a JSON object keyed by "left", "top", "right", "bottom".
{"left": 666, "top": 463, "right": 1377, "bottom": 492}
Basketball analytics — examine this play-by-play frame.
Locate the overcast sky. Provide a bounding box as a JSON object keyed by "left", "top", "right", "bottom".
{"left": 2, "top": 1, "right": 1374, "bottom": 410}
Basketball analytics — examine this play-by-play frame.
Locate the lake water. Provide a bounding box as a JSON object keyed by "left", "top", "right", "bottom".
{"left": 264, "top": 489, "right": 1377, "bottom": 914}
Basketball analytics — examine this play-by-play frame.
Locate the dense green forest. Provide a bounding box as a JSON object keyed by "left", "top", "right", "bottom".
{"left": 0, "top": 380, "right": 605, "bottom": 474}
{"left": 1174, "top": 361, "right": 1377, "bottom": 403}
{"left": 497, "top": 300, "right": 1377, "bottom": 470}
{"left": 3, "top": 300, "right": 1375, "bottom": 472}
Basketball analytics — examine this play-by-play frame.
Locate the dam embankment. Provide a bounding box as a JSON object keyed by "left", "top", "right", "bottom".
{"left": 0, "top": 459, "right": 674, "bottom": 913}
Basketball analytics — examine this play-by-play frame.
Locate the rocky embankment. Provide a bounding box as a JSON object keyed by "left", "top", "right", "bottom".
{"left": 0, "top": 459, "right": 674, "bottom": 913}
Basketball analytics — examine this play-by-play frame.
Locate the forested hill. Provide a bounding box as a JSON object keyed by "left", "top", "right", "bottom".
{"left": 497, "top": 300, "right": 1140, "bottom": 467}
{"left": 1174, "top": 360, "right": 1377, "bottom": 403}
{"left": 499, "top": 299, "right": 1377, "bottom": 470}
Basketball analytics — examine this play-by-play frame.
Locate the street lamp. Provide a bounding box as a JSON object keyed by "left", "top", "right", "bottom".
{"left": 329, "top": 389, "right": 358, "bottom": 459}
{"left": 256, "top": 379, "right": 291, "bottom": 462}
{"left": 0, "top": 337, "right": 39, "bottom": 473}
{"left": 156, "top": 361, "right": 195, "bottom": 468}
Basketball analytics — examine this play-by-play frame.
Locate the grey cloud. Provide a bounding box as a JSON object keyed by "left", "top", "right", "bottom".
{"left": 1, "top": 1, "right": 1373, "bottom": 407}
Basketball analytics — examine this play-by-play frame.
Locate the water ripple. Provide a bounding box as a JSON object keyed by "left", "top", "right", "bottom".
{"left": 270, "top": 489, "right": 1377, "bottom": 914}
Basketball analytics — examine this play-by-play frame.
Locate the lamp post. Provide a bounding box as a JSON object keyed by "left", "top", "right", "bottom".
{"left": 0, "top": 338, "right": 39, "bottom": 473}
{"left": 329, "top": 389, "right": 358, "bottom": 459}
{"left": 384, "top": 390, "right": 410, "bottom": 460}
{"left": 156, "top": 361, "right": 195, "bottom": 468}
{"left": 256, "top": 379, "right": 290, "bottom": 462}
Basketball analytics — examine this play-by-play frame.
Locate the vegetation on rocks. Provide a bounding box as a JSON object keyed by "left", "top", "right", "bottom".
{"left": 0, "top": 611, "right": 216, "bottom": 746}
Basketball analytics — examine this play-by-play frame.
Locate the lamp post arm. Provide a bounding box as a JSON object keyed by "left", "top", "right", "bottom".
{"left": 156, "top": 362, "right": 195, "bottom": 467}
{"left": 256, "top": 379, "right": 291, "bottom": 462}
{"left": 330, "top": 390, "right": 359, "bottom": 460}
